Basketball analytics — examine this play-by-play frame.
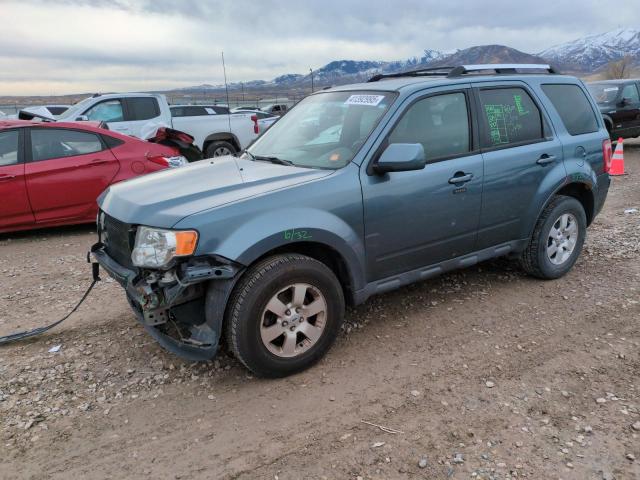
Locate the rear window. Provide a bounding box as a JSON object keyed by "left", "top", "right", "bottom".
{"left": 542, "top": 84, "right": 599, "bottom": 136}
{"left": 127, "top": 98, "right": 160, "bottom": 121}
{"left": 478, "top": 87, "right": 543, "bottom": 148}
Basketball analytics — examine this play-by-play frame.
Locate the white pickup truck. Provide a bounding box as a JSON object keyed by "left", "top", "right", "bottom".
{"left": 53, "top": 93, "right": 259, "bottom": 158}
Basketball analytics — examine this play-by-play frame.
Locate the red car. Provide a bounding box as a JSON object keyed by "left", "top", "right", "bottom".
{"left": 0, "top": 120, "right": 185, "bottom": 234}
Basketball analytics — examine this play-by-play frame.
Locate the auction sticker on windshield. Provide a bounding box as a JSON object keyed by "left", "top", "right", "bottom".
{"left": 345, "top": 94, "right": 386, "bottom": 106}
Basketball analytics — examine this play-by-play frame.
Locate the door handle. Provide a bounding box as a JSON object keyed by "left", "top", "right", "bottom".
{"left": 536, "top": 154, "right": 556, "bottom": 165}
{"left": 89, "top": 159, "right": 110, "bottom": 165}
{"left": 448, "top": 172, "right": 473, "bottom": 184}
{"left": 0, "top": 174, "right": 16, "bottom": 182}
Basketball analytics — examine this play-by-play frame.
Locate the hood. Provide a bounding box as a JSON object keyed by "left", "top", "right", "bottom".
{"left": 98, "top": 156, "right": 332, "bottom": 227}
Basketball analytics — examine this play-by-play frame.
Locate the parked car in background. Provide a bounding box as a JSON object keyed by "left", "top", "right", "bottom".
{"left": 0, "top": 120, "right": 186, "bottom": 234}
{"left": 170, "top": 105, "right": 230, "bottom": 116}
{"left": 92, "top": 64, "right": 610, "bottom": 377}
{"left": 260, "top": 104, "right": 288, "bottom": 116}
{"left": 10, "top": 105, "right": 70, "bottom": 119}
{"left": 43, "top": 93, "right": 259, "bottom": 158}
{"left": 587, "top": 79, "right": 640, "bottom": 140}
{"left": 232, "top": 109, "right": 279, "bottom": 131}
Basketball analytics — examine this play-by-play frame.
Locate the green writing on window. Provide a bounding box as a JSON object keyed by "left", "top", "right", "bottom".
{"left": 484, "top": 103, "right": 526, "bottom": 146}
{"left": 513, "top": 95, "right": 529, "bottom": 116}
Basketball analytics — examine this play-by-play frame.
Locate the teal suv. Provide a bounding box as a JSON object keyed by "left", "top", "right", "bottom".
{"left": 91, "top": 64, "right": 611, "bottom": 377}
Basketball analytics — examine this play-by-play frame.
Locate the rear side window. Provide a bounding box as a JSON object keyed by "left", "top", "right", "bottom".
{"left": 478, "top": 88, "right": 543, "bottom": 148}
{"left": 389, "top": 92, "right": 470, "bottom": 161}
{"left": 542, "top": 84, "right": 599, "bottom": 136}
{"left": 127, "top": 98, "right": 160, "bottom": 121}
{"left": 0, "top": 130, "right": 19, "bottom": 166}
{"left": 31, "top": 128, "right": 104, "bottom": 161}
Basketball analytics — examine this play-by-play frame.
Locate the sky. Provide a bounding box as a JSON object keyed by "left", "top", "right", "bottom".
{"left": 1, "top": 0, "right": 639, "bottom": 96}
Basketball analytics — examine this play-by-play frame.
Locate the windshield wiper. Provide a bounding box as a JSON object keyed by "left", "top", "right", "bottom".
{"left": 253, "top": 155, "right": 294, "bottom": 166}
{"left": 240, "top": 149, "right": 256, "bottom": 160}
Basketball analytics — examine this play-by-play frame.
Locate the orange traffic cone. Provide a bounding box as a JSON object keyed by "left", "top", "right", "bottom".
{"left": 610, "top": 138, "right": 626, "bottom": 176}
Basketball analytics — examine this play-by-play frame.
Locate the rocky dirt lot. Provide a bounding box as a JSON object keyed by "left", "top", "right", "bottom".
{"left": 1, "top": 144, "right": 639, "bottom": 480}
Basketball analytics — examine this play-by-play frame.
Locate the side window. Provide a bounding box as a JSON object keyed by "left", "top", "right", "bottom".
{"left": 31, "top": 129, "right": 104, "bottom": 162}
{"left": 84, "top": 100, "right": 124, "bottom": 122}
{"left": 388, "top": 92, "right": 470, "bottom": 161}
{"left": 0, "top": 130, "right": 19, "bottom": 166}
{"left": 212, "top": 106, "right": 230, "bottom": 114}
{"left": 127, "top": 98, "right": 160, "bottom": 121}
{"left": 541, "top": 84, "right": 599, "bottom": 136}
{"left": 478, "top": 88, "right": 543, "bottom": 148}
{"left": 621, "top": 84, "right": 640, "bottom": 103}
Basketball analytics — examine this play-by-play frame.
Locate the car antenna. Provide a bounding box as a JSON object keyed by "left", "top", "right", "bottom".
{"left": 221, "top": 51, "right": 232, "bottom": 134}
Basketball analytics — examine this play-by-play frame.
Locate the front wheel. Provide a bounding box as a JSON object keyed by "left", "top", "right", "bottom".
{"left": 225, "top": 254, "right": 345, "bottom": 377}
{"left": 520, "top": 195, "right": 587, "bottom": 279}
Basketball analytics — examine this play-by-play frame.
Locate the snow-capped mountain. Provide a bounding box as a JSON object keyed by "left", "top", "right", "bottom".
{"left": 539, "top": 28, "right": 640, "bottom": 71}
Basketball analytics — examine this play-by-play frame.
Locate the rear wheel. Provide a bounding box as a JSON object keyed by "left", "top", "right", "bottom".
{"left": 225, "top": 254, "right": 344, "bottom": 377}
{"left": 205, "top": 140, "right": 237, "bottom": 158}
{"left": 520, "top": 195, "right": 586, "bottom": 279}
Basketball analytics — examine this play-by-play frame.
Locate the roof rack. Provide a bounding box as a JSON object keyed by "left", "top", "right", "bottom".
{"left": 447, "top": 64, "right": 559, "bottom": 77}
{"left": 367, "top": 63, "right": 559, "bottom": 82}
{"left": 367, "top": 66, "right": 456, "bottom": 82}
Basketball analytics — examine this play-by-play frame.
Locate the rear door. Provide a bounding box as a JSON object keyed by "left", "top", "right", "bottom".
{"left": 25, "top": 127, "right": 119, "bottom": 223}
{"left": 474, "top": 82, "right": 565, "bottom": 249}
{"left": 0, "top": 129, "right": 34, "bottom": 230}
{"left": 121, "top": 97, "right": 164, "bottom": 138}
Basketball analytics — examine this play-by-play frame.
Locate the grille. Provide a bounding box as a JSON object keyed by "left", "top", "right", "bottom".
{"left": 99, "top": 211, "right": 136, "bottom": 269}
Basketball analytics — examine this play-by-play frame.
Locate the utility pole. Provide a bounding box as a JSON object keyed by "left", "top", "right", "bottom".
{"left": 310, "top": 67, "right": 314, "bottom": 93}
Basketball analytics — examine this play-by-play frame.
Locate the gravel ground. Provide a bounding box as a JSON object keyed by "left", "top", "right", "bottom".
{"left": 1, "top": 142, "right": 639, "bottom": 480}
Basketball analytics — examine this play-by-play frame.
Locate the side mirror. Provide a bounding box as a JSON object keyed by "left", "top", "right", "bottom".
{"left": 373, "top": 143, "right": 426, "bottom": 174}
{"left": 75, "top": 115, "right": 89, "bottom": 121}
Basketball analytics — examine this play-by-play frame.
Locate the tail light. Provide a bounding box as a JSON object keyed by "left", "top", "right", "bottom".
{"left": 602, "top": 139, "right": 612, "bottom": 174}
{"left": 251, "top": 115, "right": 259, "bottom": 134}
{"left": 148, "top": 155, "right": 188, "bottom": 168}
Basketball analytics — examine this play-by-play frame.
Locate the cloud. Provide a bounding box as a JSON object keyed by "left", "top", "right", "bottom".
{"left": 1, "top": 0, "right": 639, "bottom": 95}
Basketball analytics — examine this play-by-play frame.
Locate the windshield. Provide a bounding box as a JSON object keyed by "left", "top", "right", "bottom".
{"left": 246, "top": 91, "right": 396, "bottom": 169}
{"left": 587, "top": 83, "right": 620, "bottom": 104}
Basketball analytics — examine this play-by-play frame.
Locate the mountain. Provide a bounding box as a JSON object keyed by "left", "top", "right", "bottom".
{"left": 539, "top": 28, "right": 640, "bottom": 71}
{"left": 169, "top": 29, "right": 640, "bottom": 95}
{"left": 432, "top": 45, "right": 547, "bottom": 67}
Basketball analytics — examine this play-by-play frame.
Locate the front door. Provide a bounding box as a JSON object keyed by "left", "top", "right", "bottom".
{"left": 25, "top": 127, "right": 119, "bottom": 223}
{"left": 473, "top": 82, "right": 565, "bottom": 249}
{"left": 615, "top": 83, "right": 640, "bottom": 136}
{"left": 0, "top": 129, "right": 34, "bottom": 230}
{"left": 361, "top": 87, "right": 483, "bottom": 281}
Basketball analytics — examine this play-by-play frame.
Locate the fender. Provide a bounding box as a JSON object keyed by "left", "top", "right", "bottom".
{"left": 197, "top": 207, "right": 367, "bottom": 293}
{"left": 525, "top": 172, "right": 597, "bottom": 240}
{"left": 203, "top": 132, "right": 241, "bottom": 150}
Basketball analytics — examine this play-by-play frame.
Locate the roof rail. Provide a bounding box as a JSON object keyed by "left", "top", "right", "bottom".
{"left": 367, "top": 66, "right": 455, "bottom": 82}
{"left": 367, "top": 63, "right": 560, "bottom": 82}
{"left": 447, "top": 64, "right": 559, "bottom": 77}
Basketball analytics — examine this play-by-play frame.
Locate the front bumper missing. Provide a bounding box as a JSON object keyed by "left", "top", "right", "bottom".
{"left": 89, "top": 242, "right": 240, "bottom": 361}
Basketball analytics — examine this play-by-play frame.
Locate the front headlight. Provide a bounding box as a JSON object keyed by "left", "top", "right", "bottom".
{"left": 131, "top": 226, "right": 198, "bottom": 268}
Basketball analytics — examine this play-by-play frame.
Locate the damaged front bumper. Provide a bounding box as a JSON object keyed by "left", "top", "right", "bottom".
{"left": 89, "top": 242, "right": 241, "bottom": 361}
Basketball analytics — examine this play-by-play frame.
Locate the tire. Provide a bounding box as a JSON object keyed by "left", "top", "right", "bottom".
{"left": 205, "top": 140, "right": 237, "bottom": 158}
{"left": 225, "top": 254, "right": 345, "bottom": 377}
{"left": 520, "top": 195, "right": 587, "bottom": 279}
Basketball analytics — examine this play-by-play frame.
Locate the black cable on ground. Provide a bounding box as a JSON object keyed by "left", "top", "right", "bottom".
{"left": 0, "top": 262, "right": 101, "bottom": 345}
